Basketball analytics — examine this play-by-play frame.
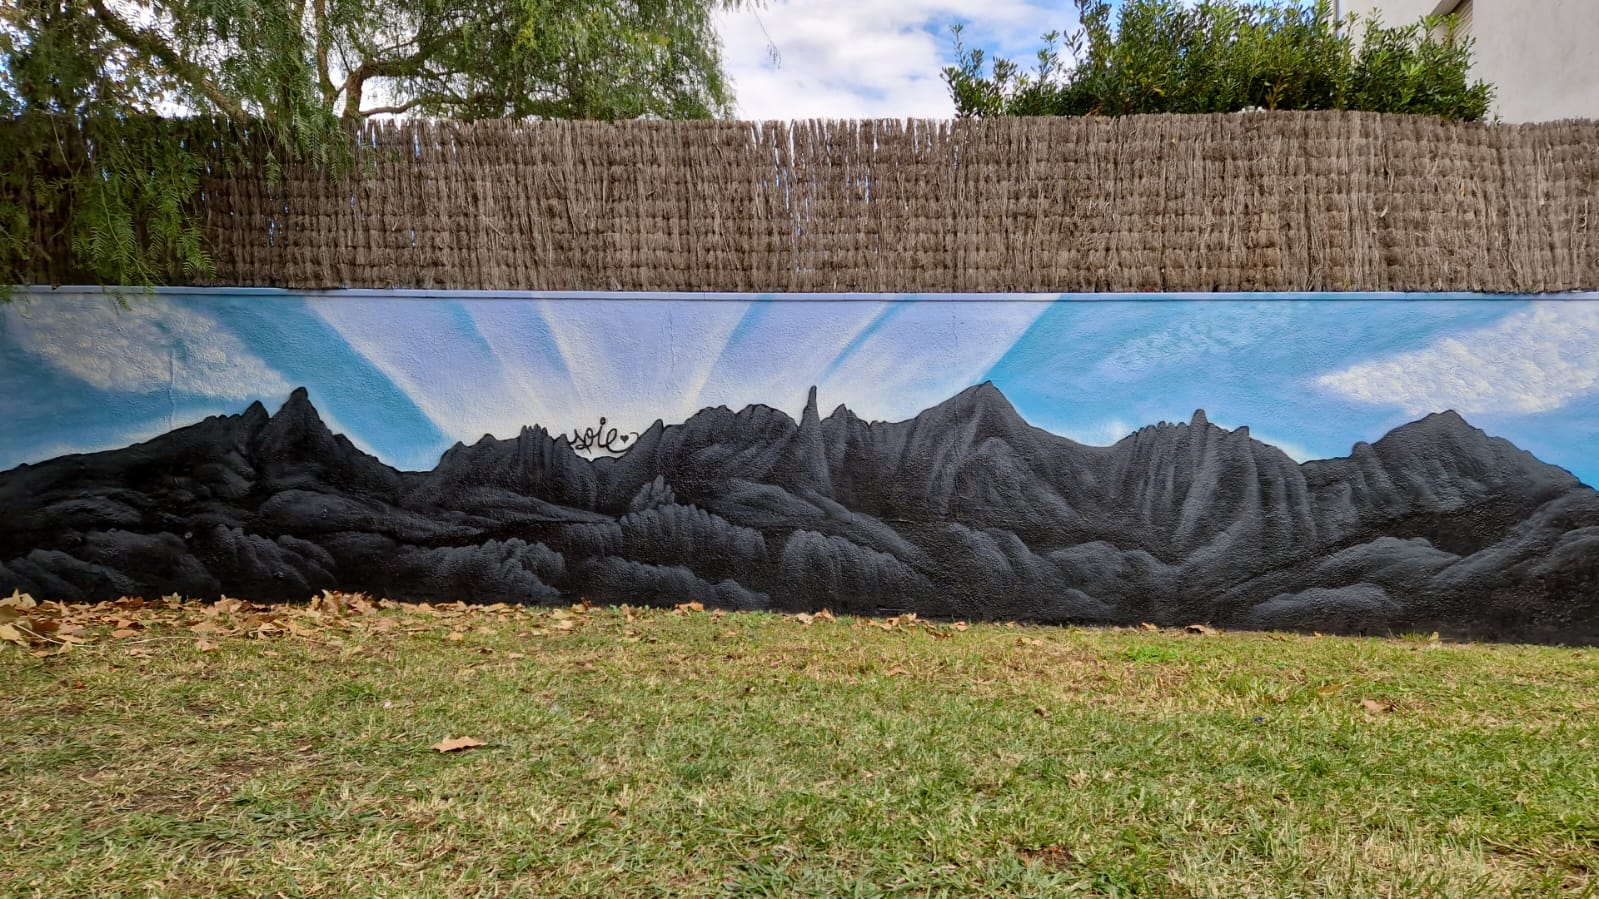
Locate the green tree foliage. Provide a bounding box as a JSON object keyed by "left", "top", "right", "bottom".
{"left": 945, "top": 0, "right": 1492, "bottom": 121}
{"left": 1, "top": 0, "right": 751, "bottom": 287}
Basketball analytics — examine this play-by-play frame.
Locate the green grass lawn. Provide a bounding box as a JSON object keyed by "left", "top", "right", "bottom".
{"left": 3, "top": 599, "right": 1597, "bottom": 897}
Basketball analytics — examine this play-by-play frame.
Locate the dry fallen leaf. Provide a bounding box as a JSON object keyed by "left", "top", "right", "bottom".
{"left": 312, "top": 590, "right": 345, "bottom": 616}
{"left": 1138, "top": 622, "right": 1159, "bottom": 632}
{"left": 111, "top": 628, "right": 140, "bottom": 639}
{"left": 195, "top": 638, "right": 219, "bottom": 652}
{"left": 673, "top": 601, "right": 705, "bottom": 614}
{"left": 286, "top": 620, "right": 319, "bottom": 637}
{"left": 25, "top": 617, "right": 59, "bottom": 636}
{"left": 432, "top": 736, "right": 486, "bottom": 753}
{"left": 446, "top": 632, "right": 465, "bottom": 642}
{"left": 0, "top": 623, "right": 32, "bottom": 647}
{"left": 1184, "top": 623, "right": 1218, "bottom": 636}
{"left": 1361, "top": 699, "right": 1391, "bottom": 715}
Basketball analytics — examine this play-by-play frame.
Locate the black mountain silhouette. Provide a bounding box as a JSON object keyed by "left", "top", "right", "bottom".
{"left": 2, "top": 384, "right": 1596, "bottom": 643}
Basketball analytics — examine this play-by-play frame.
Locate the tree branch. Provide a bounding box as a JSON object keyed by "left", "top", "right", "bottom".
{"left": 314, "top": 0, "right": 336, "bottom": 105}
{"left": 342, "top": 67, "right": 367, "bottom": 119}
{"left": 357, "top": 99, "right": 422, "bottom": 117}
{"left": 339, "top": 32, "right": 458, "bottom": 119}
{"left": 87, "top": 0, "right": 253, "bottom": 124}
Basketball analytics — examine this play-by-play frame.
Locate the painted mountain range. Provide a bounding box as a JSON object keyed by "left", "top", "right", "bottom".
{"left": 1, "top": 385, "right": 1596, "bottom": 643}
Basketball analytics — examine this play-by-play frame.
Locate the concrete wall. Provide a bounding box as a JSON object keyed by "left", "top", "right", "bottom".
{"left": 1344, "top": 0, "right": 1599, "bottom": 122}
{"left": 2, "top": 288, "right": 1598, "bottom": 642}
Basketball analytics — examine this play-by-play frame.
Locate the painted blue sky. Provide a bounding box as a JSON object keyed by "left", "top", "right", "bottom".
{"left": 3, "top": 290, "right": 1597, "bottom": 487}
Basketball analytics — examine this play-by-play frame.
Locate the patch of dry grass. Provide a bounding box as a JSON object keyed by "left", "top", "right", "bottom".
{"left": 3, "top": 595, "right": 1597, "bottom": 897}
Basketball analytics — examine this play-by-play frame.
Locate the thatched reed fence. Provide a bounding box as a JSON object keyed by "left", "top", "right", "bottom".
{"left": 28, "top": 111, "right": 1599, "bottom": 292}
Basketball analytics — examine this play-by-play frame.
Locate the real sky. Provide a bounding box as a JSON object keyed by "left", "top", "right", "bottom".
{"left": 714, "top": 0, "right": 1083, "bottom": 120}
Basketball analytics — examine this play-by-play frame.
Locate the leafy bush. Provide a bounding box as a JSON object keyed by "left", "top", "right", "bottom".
{"left": 945, "top": 0, "right": 1492, "bottom": 121}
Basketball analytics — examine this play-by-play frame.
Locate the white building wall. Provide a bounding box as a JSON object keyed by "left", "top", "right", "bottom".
{"left": 1340, "top": 0, "right": 1599, "bottom": 122}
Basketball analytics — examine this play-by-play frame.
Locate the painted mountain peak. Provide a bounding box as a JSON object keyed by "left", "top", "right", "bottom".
{"left": 2, "top": 385, "right": 1596, "bottom": 643}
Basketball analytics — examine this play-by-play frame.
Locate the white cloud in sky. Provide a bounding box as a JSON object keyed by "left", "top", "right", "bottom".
{"left": 715, "top": 0, "right": 1076, "bottom": 120}
{"left": 1315, "top": 304, "right": 1599, "bottom": 417}
{"left": 3, "top": 295, "right": 288, "bottom": 401}
{"left": 1093, "top": 303, "right": 1297, "bottom": 381}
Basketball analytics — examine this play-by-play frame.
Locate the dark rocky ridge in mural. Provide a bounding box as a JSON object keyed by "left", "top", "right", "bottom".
{"left": 2, "top": 385, "right": 1596, "bottom": 643}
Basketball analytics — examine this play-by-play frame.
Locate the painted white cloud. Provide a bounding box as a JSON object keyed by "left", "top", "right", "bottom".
{"left": 4, "top": 294, "right": 289, "bottom": 400}
{"left": 1315, "top": 304, "right": 1599, "bottom": 416}
{"left": 715, "top": 0, "right": 1072, "bottom": 120}
{"left": 1093, "top": 302, "right": 1299, "bottom": 381}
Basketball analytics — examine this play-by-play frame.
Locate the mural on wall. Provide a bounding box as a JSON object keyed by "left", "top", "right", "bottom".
{"left": 2, "top": 289, "right": 1597, "bottom": 643}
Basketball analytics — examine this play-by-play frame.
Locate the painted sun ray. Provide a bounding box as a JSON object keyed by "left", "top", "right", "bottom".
{"left": 311, "top": 297, "right": 545, "bottom": 445}
{"left": 535, "top": 299, "right": 748, "bottom": 434}
{"left": 461, "top": 299, "right": 582, "bottom": 436}
{"left": 816, "top": 300, "right": 1052, "bottom": 423}
{"left": 183, "top": 293, "right": 448, "bottom": 470}
{"left": 692, "top": 299, "right": 894, "bottom": 419}
{"left": 816, "top": 302, "right": 913, "bottom": 385}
